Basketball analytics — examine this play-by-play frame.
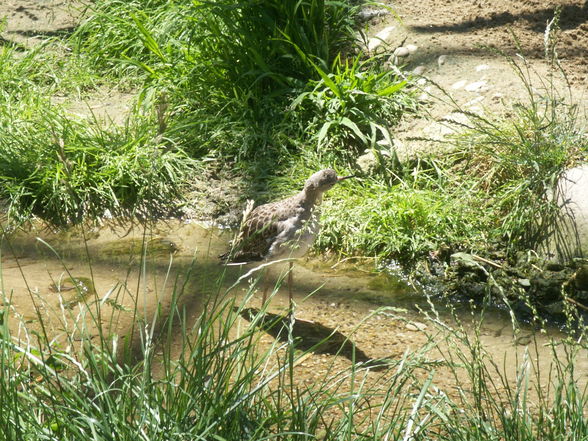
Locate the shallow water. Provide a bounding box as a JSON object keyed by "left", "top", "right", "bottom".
{"left": 1, "top": 220, "right": 586, "bottom": 387}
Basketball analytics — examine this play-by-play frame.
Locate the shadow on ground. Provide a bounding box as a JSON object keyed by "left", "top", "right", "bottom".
{"left": 237, "top": 307, "right": 391, "bottom": 372}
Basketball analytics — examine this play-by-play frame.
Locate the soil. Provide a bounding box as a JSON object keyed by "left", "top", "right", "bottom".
{"left": 0, "top": 0, "right": 80, "bottom": 46}
{"left": 391, "top": 0, "right": 588, "bottom": 86}
{"left": 1, "top": 0, "right": 588, "bottom": 423}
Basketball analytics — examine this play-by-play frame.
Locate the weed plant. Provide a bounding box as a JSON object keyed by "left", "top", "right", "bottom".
{"left": 0, "top": 233, "right": 586, "bottom": 440}
{"left": 289, "top": 56, "right": 413, "bottom": 163}
{"left": 446, "top": 50, "right": 586, "bottom": 253}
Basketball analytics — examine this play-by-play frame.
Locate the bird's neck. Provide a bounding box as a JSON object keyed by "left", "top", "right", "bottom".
{"left": 299, "top": 189, "right": 323, "bottom": 209}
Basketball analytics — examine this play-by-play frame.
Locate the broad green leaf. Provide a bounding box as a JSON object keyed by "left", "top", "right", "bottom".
{"left": 340, "top": 117, "right": 366, "bottom": 143}
{"left": 377, "top": 80, "right": 407, "bottom": 96}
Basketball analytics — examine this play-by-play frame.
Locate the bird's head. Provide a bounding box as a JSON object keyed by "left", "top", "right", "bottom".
{"left": 304, "top": 169, "right": 354, "bottom": 193}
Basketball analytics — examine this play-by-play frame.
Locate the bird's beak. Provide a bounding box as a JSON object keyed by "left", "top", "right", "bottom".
{"left": 337, "top": 175, "right": 355, "bottom": 182}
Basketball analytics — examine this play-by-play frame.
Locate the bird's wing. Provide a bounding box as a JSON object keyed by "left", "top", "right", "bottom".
{"left": 227, "top": 202, "right": 282, "bottom": 262}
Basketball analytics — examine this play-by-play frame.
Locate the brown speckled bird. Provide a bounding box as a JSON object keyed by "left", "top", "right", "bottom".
{"left": 225, "top": 169, "right": 353, "bottom": 307}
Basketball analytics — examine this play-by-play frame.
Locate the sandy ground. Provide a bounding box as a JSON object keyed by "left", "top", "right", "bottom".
{"left": 0, "top": 0, "right": 80, "bottom": 45}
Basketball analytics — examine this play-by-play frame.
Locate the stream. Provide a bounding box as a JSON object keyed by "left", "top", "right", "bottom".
{"left": 1, "top": 220, "right": 586, "bottom": 390}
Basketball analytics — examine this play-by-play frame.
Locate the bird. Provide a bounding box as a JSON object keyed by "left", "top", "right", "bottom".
{"left": 223, "top": 169, "right": 354, "bottom": 309}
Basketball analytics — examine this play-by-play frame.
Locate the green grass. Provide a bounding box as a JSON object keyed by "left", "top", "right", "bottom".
{"left": 0, "top": 0, "right": 414, "bottom": 230}
{"left": 0, "top": 87, "right": 192, "bottom": 227}
{"left": 317, "top": 180, "right": 479, "bottom": 263}
{"left": 71, "top": 0, "right": 413, "bottom": 162}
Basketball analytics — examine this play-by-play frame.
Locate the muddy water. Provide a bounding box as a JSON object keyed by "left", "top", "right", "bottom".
{"left": 1, "top": 220, "right": 587, "bottom": 389}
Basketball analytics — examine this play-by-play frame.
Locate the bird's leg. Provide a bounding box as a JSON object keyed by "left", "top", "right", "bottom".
{"left": 261, "top": 267, "right": 271, "bottom": 308}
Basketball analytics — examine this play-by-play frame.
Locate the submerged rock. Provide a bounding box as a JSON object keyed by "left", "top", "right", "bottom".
{"left": 450, "top": 252, "right": 481, "bottom": 271}
{"left": 405, "top": 321, "right": 427, "bottom": 332}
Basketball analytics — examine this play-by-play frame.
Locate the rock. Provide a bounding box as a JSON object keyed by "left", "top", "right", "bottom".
{"left": 443, "top": 112, "right": 471, "bottom": 126}
{"left": 356, "top": 150, "right": 378, "bottom": 174}
{"left": 406, "top": 44, "right": 418, "bottom": 54}
{"left": 357, "top": 8, "right": 389, "bottom": 22}
{"left": 464, "top": 96, "right": 485, "bottom": 108}
{"left": 451, "top": 80, "right": 467, "bottom": 89}
{"left": 394, "top": 46, "right": 410, "bottom": 57}
{"left": 532, "top": 276, "right": 562, "bottom": 303}
{"left": 517, "top": 278, "right": 531, "bottom": 287}
{"left": 422, "top": 121, "right": 456, "bottom": 140}
{"left": 545, "top": 165, "right": 588, "bottom": 261}
{"left": 544, "top": 261, "right": 565, "bottom": 271}
{"left": 413, "top": 65, "right": 426, "bottom": 75}
{"left": 515, "top": 334, "right": 533, "bottom": 346}
{"left": 367, "top": 26, "right": 396, "bottom": 52}
{"left": 450, "top": 252, "right": 479, "bottom": 270}
{"left": 573, "top": 265, "right": 588, "bottom": 290}
{"left": 511, "top": 300, "right": 534, "bottom": 321}
{"left": 405, "top": 321, "right": 427, "bottom": 332}
{"left": 543, "top": 301, "right": 565, "bottom": 315}
{"left": 437, "top": 55, "right": 448, "bottom": 66}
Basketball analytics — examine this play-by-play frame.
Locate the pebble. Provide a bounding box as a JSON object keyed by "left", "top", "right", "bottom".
{"left": 515, "top": 334, "right": 533, "bottom": 346}
{"left": 544, "top": 261, "right": 564, "bottom": 271}
{"left": 491, "top": 92, "right": 504, "bottom": 102}
{"left": 437, "top": 55, "right": 448, "bottom": 66}
{"left": 405, "top": 321, "right": 427, "bottom": 332}
{"left": 406, "top": 44, "right": 418, "bottom": 54}
{"left": 357, "top": 8, "right": 389, "bottom": 22}
{"left": 574, "top": 265, "right": 588, "bottom": 290}
{"left": 475, "top": 64, "right": 490, "bottom": 71}
{"left": 464, "top": 96, "right": 485, "bottom": 107}
{"left": 451, "top": 80, "right": 467, "bottom": 89}
{"left": 413, "top": 65, "right": 426, "bottom": 75}
{"left": 356, "top": 150, "right": 378, "bottom": 174}
{"left": 544, "top": 301, "right": 566, "bottom": 315}
{"left": 464, "top": 80, "right": 488, "bottom": 92}
{"left": 517, "top": 278, "right": 531, "bottom": 287}
{"left": 394, "top": 46, "right": 410, "bottom": 57}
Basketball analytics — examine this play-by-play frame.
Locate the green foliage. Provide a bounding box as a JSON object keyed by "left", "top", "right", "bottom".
{"left": 308, "top": 28, "right": 587, "bottom": 263}
{"left": 0, "top": 42, "right": 99, "bottom": 97}
{"left": 74, "top": 0, "right": 359, "bottom": 94}
{"left": 192, "top": 0, "right": 359, "bottom": 97}
{"left": 0, "top": 44, "right": 191, "bottom": 228}
{"left": 447, "top": 47, "right": 587, "bottom": 252}
{"left": 0, "top": 99, "right": 191, "bottom": 227}
{"left": 71, "top": 0, "right": 413, "bottom": 162}
{"left": 313, "top": 173, "right": 479, "bottom": 263}
{"left": 289, "top": 56, "right": 413, "bottom": 162}
{"left": 71, "top": 0, "right": 188, "bottom": 81}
